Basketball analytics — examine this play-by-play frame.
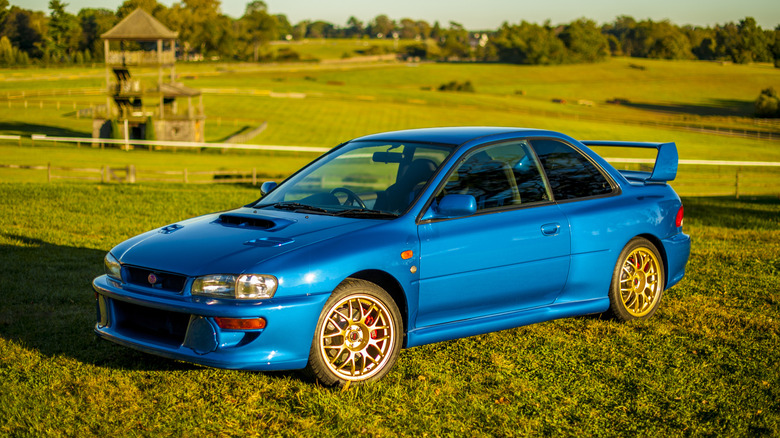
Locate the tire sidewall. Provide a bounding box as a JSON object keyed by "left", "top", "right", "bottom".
{"left": 608, "top": 237, "right": 665, "bottom": 322}
{"left": 306, "top": 279, "right": 403, "bottom": 386}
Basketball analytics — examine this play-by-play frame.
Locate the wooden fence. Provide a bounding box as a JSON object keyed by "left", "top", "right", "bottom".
{"left": 2, "top": 160, "right": 778, "bottom": 198}
{"left": 1, "top": 134, "right": 778, "bottom": 196}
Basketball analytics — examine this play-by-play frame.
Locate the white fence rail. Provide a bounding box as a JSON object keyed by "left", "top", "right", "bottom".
{"left": 1, "top": 134, "right": 778, "bottom": 196}
{"left": 27, "top": 134, "right": 331, "bottom": 153}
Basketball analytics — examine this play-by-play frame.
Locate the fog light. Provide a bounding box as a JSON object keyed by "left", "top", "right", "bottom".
{"left": 214, "top": 317, "right": 267, "bottom": 330}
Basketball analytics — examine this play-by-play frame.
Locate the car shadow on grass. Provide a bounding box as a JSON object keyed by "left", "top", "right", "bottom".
{"left": 0, "top": 234, "right": 303, "bottom": 380}
{"left": 682, "top": 196, "right": 780, "bottom": 230}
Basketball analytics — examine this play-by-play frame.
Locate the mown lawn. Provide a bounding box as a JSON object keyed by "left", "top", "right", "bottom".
{"left": 0, "top": 183, "right": 777, "bottom": 436}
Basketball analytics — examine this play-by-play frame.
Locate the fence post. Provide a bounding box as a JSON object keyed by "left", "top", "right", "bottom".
{"left": 735, "top": 170, "right": 741, "bottom": 199}
{"left": 183, "top": 168, "right": 188, "bottom": 184}
{"left": 253, "top": 167, "right": 257, "bottom": 186}
{"left": 102, "top": 165, "right": 106, "bottom": 183}
{"left": 47, "top": 162, "right": 51, "bottom": 183}
{"left": 128, "top": 164, "right": 136, "bottom": 183}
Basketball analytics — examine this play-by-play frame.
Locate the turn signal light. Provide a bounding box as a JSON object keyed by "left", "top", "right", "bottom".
{"left": 401, "top": 250, "right": 413, "bottom": 260}
{"left": 214, "top": 317, "right": 267, "bottom": 330}
{"left": 675, "top": 205, "right": 684, "bottom": 228}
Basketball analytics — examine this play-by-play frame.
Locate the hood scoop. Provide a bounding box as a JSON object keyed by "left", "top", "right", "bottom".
{"left": 216, "top": 213, "right": 295, "bottom": 232}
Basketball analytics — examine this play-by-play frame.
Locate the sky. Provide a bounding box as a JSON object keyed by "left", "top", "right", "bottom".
{"left": 10, "top": 0, "right": 780, "bottom": 30}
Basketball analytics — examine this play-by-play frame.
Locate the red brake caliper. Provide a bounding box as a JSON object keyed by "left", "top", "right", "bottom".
{"left": 365, "top": 315, "right": 377, "bottom": 339}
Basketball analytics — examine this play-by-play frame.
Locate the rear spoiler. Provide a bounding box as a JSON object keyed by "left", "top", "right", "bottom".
{"left": 581, "top": 141, "right": 678, "bottom": 182}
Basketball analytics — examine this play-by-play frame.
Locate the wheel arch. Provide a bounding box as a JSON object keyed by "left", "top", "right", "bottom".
{"left": 636, "top": 233, "right": 669, "bottom": 288}
{"left": 347, "top": 269, "right": 409, "bottom": 338}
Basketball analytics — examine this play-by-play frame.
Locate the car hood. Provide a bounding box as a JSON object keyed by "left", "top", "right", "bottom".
{"left": 112, "top": 207, "right": 379, "bottom": 276}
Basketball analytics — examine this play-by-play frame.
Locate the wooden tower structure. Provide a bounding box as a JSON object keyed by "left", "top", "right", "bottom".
{"left": 93, "top": 8, "right": 205, "bottom": 143}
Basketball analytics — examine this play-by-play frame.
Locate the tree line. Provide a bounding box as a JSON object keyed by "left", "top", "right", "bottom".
{"left": 1, "top": 0, "right": 778, "bottom": 67}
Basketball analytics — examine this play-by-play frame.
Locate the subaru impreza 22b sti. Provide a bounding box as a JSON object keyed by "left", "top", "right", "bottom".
{"left": 93, "top": 127, "right": 691, "bottom": 386}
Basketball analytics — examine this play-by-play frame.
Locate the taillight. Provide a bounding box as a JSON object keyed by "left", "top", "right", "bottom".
{"left": 675, "top": 205, "right": 684, "bottom": 228}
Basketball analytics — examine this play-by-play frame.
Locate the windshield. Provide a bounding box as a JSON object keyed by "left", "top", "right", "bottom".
{"left": 255, "top": 141, "right": 454, "bottom": 217}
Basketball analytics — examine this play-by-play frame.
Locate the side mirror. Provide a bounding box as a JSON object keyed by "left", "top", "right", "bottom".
{"left": 424, "top": 194, "right": 477, "bottom": 220}
{"left": 260, "top": 181, "right": 278, "bottom": 196}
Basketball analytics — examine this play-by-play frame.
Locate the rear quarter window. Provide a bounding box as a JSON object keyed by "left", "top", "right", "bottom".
{"left": 531, "top": 139, "right": 614, "bottom": 200}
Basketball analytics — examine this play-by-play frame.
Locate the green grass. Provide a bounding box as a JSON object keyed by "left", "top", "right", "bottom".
{"left": 2, "top": 57, "right": 779, "bottom": 196}
{"left": 0, "top": 183, "right": 778, "bottom": 436}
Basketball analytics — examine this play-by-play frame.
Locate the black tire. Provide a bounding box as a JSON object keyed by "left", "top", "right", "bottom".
{"left": 306, "top": 279, "right": 403, "bottom": 386}
{"left": 607, "top": 237, "right": 665, "bottom": 322}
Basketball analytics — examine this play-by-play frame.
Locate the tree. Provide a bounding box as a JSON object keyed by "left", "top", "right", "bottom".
{"left": 241, "top": 1, "right": 277, "bottom": 61}
{"left": 78, "top": 8, "right": 116, "bottom": 59}
{"left": 345, "top": 16, "right": 363, "bottom": 38}
{"left": 734, "top": 17, "right": 771, "bottom": 63}
{"left": 2, "top": 7, "right": 46, "bottom": 58}
{"left": 687, "top": 26, "right": 717, "bottom": 60}
{"left": 167, "top": 0, "right": 224, "bottom": 57}
{"left": 430, "top": 21, "right": 442, "bottom": 40}
{"left": 0, "top": 0, "right": 9, "bottom": 27}
{"left": 755, "top": 87, "right": 780, "bottom": 117}
{"left": 117, "top": 0, "right": 164, "bottom": 18}
{"left": 369, "top": 14, "right": 394, "bottom": 38}
{"left": 438, "top": 21, "right": 470, "bottom": 59}
{"left": 274, "top": 14, "right": 292, "bottom": 39}
{"left": 48, "top": 0, "right": 81, "bottom": 61}
{"left": 416, "top": 20, "right": 431, "bottom": 39}
{"left": 559, "top": 18, "right": 608, "bottom": 62}
{"left": 491, "top": 21, "right": 565, "bottom": 65}
{"left": 0, "top": 35, "right": 15, "bottom": 65}
{"left": 306, "top": 20, "right": 334, "bottom": 38}
{"left": 602, "top": 15, "right": 637, "bottom": 56}
{"left": 399, "top": 18, "right": 418, "bottom": 39}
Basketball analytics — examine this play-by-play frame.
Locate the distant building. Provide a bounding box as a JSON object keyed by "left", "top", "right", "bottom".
{"left": 94, "top": 8, "right": 205, "bottom": 143}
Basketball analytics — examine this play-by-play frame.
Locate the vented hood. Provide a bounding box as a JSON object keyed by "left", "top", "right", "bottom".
{"left": 111, "top": 207, "right": 378, "bottom": 276}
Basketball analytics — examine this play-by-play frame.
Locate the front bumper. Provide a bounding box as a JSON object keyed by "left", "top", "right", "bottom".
{"left": 93, "top": 275, "right": 329, "bottom": 371}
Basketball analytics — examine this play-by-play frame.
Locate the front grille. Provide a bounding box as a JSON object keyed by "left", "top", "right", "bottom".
{"left": 112, "top": 299, "right": 190, "bottom": 347}
{"left": 125, "top": 266, "right": 187, "bottom": 293}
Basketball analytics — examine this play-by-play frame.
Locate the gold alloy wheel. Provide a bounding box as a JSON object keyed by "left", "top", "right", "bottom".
{"left": 318, "top": 294, "right": 396, "bottom": 381}
{"left": 619, "top": 247, "right": 662, "bottom": 317}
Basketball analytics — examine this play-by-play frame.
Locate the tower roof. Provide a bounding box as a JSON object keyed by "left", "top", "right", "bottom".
{"left": 101, "top": 8, "right": 178, "bottom": 41}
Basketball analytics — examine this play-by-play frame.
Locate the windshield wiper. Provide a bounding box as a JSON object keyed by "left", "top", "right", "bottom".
{"left": 271, "top": 202, "right": 334, "bottom": 215}
{"left": 334, "top": 208, "right": 399, "bottom": 219}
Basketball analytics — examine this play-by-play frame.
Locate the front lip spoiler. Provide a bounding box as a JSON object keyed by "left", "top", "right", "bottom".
{"left": 94, "top": 327, "right": 309, "bottom": 371}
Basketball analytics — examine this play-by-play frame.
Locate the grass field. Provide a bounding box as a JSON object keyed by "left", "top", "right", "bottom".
{"left": 0, "top": 53, "right": 779, "bottom": 434}
{"left": 0, "top": 183, "right": 778, "bottom": 436}
{"left": 1, "top": 56, "right": 779, "bottom": 197}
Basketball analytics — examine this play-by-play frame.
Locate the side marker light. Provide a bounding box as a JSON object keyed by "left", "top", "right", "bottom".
{"left": 214, "top": 317, "right": 267, "bottom": 330}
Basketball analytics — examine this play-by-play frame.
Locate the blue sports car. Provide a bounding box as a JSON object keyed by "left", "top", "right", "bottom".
{"left": 94, "top": 127, "right": 691, "bottom": 385}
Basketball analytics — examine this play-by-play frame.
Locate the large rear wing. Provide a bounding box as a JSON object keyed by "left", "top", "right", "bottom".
{"left": 581, "top": 141, "right": 678, "bottom": 183}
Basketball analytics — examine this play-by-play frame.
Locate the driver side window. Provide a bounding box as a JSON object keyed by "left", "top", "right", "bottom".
{"left": 437, "top": 141, "right": 550, "bottom": 211}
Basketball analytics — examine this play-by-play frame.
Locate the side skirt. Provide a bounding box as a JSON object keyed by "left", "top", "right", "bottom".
{"left": 405, "top": 298, "right": 610, "bottom": 348}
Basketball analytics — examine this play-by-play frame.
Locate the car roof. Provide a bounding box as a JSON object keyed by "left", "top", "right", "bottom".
{"left": 353, "top": 127, "right": 554, "bottom": 145}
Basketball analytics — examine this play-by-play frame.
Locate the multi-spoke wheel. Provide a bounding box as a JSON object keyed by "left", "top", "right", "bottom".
{"left": 607, "top": 237, "right": 665, "bottom": 321}
{"left": 306, "top": 279, "right": 402, "bottom": 386}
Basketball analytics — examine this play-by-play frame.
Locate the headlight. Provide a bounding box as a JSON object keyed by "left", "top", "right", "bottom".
{"left": 104, "top": 253, "right": 122, "bottom": 281}
{"left": 191, "top": 274, "right": 277, "bottom": 299}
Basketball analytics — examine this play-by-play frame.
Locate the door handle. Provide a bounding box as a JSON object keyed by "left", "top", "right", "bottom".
{"left": 541, "top": 223, "right": 561, "bottom": 236}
